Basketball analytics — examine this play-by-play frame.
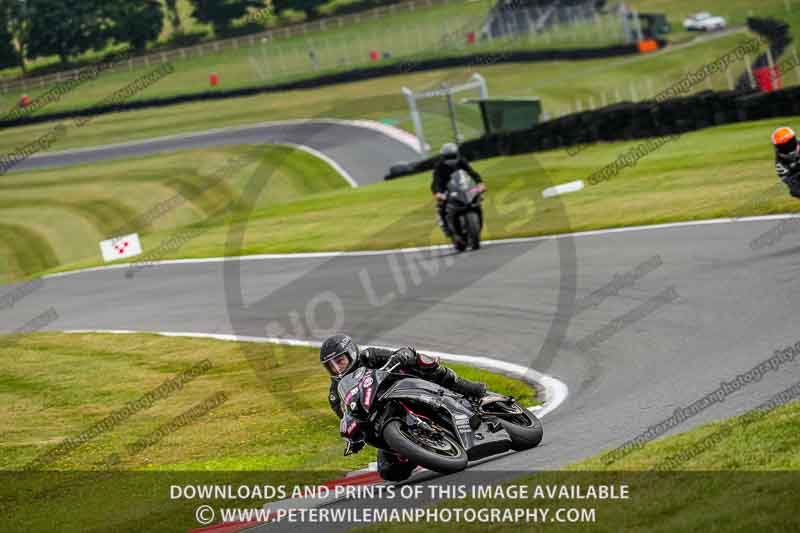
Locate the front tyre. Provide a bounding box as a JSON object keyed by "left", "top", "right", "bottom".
{"left": 383, "top": 420, "right": 468, "bottom": 475}
{"left": 465, "top": 211, "right": 481, "bottom": 250}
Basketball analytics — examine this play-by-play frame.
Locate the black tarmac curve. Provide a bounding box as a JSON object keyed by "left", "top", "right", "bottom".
{"left": 12, "top": 120, "right": 420, "bottom": 186}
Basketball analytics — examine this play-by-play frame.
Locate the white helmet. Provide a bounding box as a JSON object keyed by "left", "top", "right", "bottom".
{"left": 440, "top": 142, "right": 459, "bottom": 160}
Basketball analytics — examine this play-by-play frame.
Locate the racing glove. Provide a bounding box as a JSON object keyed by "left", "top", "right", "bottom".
{"left": 452, "top": 377, "right": 487, "bottom": 400}
{"left": 392, "top": 347, "right": 418, "bottom": 367}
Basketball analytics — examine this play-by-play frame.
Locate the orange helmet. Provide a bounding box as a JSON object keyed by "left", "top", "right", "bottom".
{"left": 772, "top": 127, "right": 798, "bottom": 156}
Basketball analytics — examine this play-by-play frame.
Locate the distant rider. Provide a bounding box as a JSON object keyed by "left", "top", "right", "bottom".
{"left": 772, "top": 126, "right": 800, "bottom": 198}
{"left": 431, "top": 143, "right": 485, "bottom": 238}
{"left": 320, "top": 334, "right": 486, "bottom": 481}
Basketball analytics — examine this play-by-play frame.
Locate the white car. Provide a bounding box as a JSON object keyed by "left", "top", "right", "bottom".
{"left": 683, "top": 12, "right": 727, "bottom": 32}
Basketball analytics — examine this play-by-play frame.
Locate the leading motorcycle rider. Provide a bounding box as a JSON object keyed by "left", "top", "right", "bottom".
{"left": 772, "top": 126, "right": 800, "bottom": 198}
{"left": 321, "top": 333, "right": 487, "bottom": 481}
{"left": 431, "top": 143, "right": 485, "bottom": 238}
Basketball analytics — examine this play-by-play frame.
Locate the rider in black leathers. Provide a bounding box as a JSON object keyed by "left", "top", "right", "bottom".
{"left": 320, "top": 334, "right": 486, "bottom": 481}
{"left": 432, "top": 143, "right": 484, "bottom": 238}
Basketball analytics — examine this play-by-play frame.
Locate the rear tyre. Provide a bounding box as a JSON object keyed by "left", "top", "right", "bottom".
{"left": 465, "top": 211, "right": 481, "bottom": 250}
{"left": 383, "top": 420, "right": 468, "bottom": 475}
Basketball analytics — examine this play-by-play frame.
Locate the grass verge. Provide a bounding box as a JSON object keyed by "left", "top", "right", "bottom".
{"left": 21, "top": 114, "right": 800, "bottom": 283}
{"left": 356, "top": 399, "right": 800, "bottom": 533}
{"left": 0, "top": 332, "right": 536, "bottom": 531}
{"left": 0, "top": 331, "right": 536, "bottom": 471}
{"left": 0, "top": 143, "right": 348, "bottom": 282}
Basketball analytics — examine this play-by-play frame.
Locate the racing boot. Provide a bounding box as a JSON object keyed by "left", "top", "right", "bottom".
{"left": 437, "top": 213, "right": 453, "bottom": 239}
{"left": 377, "top": 449, "right": 417, "bottom": 482}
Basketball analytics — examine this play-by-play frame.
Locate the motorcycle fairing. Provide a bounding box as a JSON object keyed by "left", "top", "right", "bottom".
{"left": 379, "top": 377, "right": 512, "bottom": 460}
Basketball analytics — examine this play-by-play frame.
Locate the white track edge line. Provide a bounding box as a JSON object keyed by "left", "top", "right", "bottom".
{"left": 279, "top": 142, "right": 358, "bottom": 188}
{"left": 42, "top": 213, "right": 800, "bottom": 280}
{"left": 58, "top": 329, "right": 568, "bottom": 418}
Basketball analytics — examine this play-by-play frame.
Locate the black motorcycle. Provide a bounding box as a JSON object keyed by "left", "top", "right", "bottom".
{"left": 445, "top": 170, "right": 484, "bottom": 252}
{"left": 338, "top": 349, "right": 542, "bottom": 478}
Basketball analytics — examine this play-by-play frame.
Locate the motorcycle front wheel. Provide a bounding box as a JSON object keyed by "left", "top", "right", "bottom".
{"left": 383, "top": 420, "right": 468, "bottom": 474}
{"left": 465, "top": 211, "right": 481, "bottom": 250}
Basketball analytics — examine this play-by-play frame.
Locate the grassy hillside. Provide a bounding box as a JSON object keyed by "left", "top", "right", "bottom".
{"left": 0, "top": 26, "right": 779, "bottom": 158}
{"left": 12, "top": 115, "right": 792, "bottom": 282}
{"left": 0, "top": 144, "right": 349, "bottom": 282}
{"left": 2, "top": 0, "right": 794, "bottom": 131}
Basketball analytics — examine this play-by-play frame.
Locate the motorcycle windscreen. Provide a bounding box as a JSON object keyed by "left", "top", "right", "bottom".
{"left": 447, "top": 170, "right": 475, "bottom": 193}
{"left": 337, "top": 373, "right": 361, "bottom": 414}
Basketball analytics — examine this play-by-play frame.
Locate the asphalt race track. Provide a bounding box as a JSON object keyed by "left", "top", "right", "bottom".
{"left": 3, "top": 121, "right": 800, "bottom": 529}
{"left": 4, "top": 218, "right": 800, "bottom": 470}
{"left": 11, "top": 120, "right": 420, "bottom": 186}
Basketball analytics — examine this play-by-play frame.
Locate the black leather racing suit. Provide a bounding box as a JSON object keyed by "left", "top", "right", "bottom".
{"left": 327, "top": 346, "right": 485, "bottom": 481}
{"left": 775, "top": 153, "right": 800, "bottom": 198}
{"left": 431, "top": 158, "right": 483, "bottom": 236}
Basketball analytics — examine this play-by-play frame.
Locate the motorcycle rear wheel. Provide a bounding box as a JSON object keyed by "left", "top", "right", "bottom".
{"left": 383, "top": 420, "right": 468, "bottom": 474}
{"left": 496, "top": 407, "right": 543, "bottom": 451}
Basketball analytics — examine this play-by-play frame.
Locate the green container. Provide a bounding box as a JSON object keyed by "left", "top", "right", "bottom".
{"left": 465, "top": 98, "right": 543, "bottom": 136}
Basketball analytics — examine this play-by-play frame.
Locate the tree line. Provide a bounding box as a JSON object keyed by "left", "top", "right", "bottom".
{"left": 0, "top": 0, "right": 309, "bottom": 72}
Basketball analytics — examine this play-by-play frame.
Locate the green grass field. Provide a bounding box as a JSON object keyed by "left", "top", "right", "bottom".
{"left": 2, "top": 0, "right": 795, "bottom": 133}
{"left": 0, "top": 144, "right": 349, "bottom": 282}
{"left": 0, "top": 0, "right": 619, "bottom": 113}
{"left": 0, "top": 24, "right": 783, "bottom": 160}
{"left": 0, "top": 332, "right": 535, "bottom": 471}
{"left": 357, "top": 399, "right": 800, "bottom": 533}
{"left": 0, "top": 331, "right": 536, "bottom": 532}
{"left": 3, "top": 114, "right": 795, "bottom": 284}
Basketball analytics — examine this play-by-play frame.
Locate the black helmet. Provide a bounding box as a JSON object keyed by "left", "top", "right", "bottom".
{"left": 320, "top": 334, "right": 359, "bottom": 378}
{"left": 441, "top": 142, "right": 459, "bottom": 161}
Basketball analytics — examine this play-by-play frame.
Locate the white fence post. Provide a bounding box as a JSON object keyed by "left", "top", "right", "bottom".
{"left": 744, "top": 54, "right": 757, "bottom": 89}
{"left": 725, "top": 66, "right": 734, "bottom": 90}
{"left": 793, "top": 46, "right": 800, "bottom": 83}
{"left": 766, "top": 47, "right": 777, "bottom": 89}
{"left": 403, "top": 87, "right": 429, "bottom": 156}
